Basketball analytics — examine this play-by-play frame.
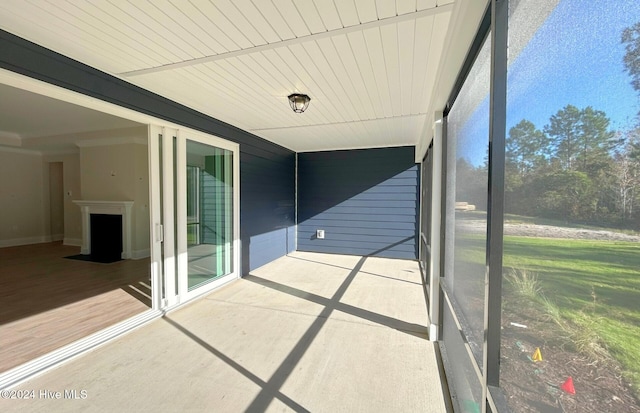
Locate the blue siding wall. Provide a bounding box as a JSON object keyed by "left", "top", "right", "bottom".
{"left": 298, "top": 147, "right": 419, "bottom": 259}
{"left": 240, "top": 150, "right": 295, "bottom": 271}
{"left": 0, "top": 29, "right": 295, "bottom": 274}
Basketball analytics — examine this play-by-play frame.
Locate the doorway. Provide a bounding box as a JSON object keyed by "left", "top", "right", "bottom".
{"left": 48, "top": 162, "right": 64, "bottom": 242}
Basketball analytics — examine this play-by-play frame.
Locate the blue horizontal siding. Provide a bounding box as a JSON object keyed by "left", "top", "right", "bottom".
{"left": 247, "top": 228, "right": 294, "bottom": 270}
{"left": 299, "top": 220, "right": 416, "bottom": 231}
{"left": 299, "top": 232, "right": 416, "bottom": 245}
{"left": 302, "top": 244, "right": 416, "bottom": 260}
{"left": 240, "top": 153, "right": 294, "bottom": 272}
{"left": 297, "top": 227, "right": 415, "bottom": 237}
{"left": 304, "top": 206, "right": 417, "bottom": 216}
{"left": 300, "top": 212, "right": 416, "bottom": 223}
{"left": 314, "top": 199, "right": 417, "bottom": 208}
{"left": 297, "top": 146, "right": 419, "bottom": 259}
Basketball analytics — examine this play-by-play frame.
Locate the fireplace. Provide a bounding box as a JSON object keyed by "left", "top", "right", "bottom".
{"left": 73, "top": 200, "right": 134, "bottom": 259}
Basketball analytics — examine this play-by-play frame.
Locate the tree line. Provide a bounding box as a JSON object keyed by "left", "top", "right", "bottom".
{"left": 456, "top": 20, "right": 640, "bottom": 229}
{"left": 504, "top": 108, "right": 639, "bottom": 226}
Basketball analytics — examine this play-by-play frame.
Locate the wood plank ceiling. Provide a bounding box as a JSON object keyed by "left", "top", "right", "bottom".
{"left": 0, "top": 0, "right": 454, "bottom": 152}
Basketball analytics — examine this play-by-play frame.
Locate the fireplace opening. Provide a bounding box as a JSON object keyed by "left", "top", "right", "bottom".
{"left": 90, "top": 214, "right": 123, "bottom": 263}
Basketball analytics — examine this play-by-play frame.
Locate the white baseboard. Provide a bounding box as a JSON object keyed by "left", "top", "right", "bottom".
{"left": 131, "top": 248, "right": 150, "bottom": 260}
{"left": 63, "top": 238, "right": 82, "bottom": 247}
{"left": 0, "top": 236, "right": 51, "bottom": 248}
{"left": 51, "top": 233, "right": 64, "bottom": 242}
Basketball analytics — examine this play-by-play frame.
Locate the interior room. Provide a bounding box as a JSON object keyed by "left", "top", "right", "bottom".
{"left": 0, "top": 83, "right": 152, "bottom": 372}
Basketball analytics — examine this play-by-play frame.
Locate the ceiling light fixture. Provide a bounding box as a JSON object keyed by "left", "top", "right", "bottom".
{"left": 288, "top": 93, "right": 311, "bottom": 113}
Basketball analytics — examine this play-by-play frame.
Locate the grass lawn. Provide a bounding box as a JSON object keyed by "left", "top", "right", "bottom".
{"left": 503, "top": 236, "right": 640, "bottom": 395}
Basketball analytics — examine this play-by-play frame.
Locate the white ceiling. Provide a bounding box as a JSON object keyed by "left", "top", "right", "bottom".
{"left": 0, "top": 0, "right": 483, "bottom": 153}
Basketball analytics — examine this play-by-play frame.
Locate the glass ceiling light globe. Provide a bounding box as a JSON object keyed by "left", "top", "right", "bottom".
{"left": 288, "top": 93, "right": 311, "bottom": 113}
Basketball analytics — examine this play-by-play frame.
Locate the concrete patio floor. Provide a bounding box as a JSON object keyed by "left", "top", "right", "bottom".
{"left": 1, "top": 252, "right": 449, "bottom": 412}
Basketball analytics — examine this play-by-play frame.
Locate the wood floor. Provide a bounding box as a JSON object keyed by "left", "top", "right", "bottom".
{"left": 0, "top": 242, "right": 151, "bottom": 373}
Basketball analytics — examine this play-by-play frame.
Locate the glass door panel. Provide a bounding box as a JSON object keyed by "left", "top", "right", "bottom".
{"left": 184, "top": 139, "right": 234, "bottom": 291}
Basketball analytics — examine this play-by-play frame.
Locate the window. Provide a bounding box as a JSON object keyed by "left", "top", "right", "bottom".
{"left": 501, "top": 1, "right": 640, "bottom": 411}
{"left": 442, "top": 29, "right": 492, "bottom": 411}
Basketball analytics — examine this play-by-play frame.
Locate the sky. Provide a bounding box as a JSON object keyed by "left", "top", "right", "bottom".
{"left": 457, "top": 0, "right": 640, "bottom": 166}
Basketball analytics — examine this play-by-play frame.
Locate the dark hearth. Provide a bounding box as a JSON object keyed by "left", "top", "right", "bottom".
{"left": 90, "top": 213, "right": 123, "bottom": 262}
{"left": 64, "top": 253, "right": 121, "bottom": 264}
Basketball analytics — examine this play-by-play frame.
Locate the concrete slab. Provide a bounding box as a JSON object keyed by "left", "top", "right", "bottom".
{"left": 0, "top": 252, "right": 448, "bottom": 412}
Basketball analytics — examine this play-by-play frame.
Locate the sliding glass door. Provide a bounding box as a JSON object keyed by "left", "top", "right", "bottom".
{"left": 176, "top": 132, "right": 239, "bottom": 302}
{"left": 150, "top": 126, "right": 239, "bottom": 307}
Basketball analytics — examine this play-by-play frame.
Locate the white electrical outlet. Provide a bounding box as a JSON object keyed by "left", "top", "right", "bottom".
{"left": 316, "top": 229, "right": 325, "bottom": 239}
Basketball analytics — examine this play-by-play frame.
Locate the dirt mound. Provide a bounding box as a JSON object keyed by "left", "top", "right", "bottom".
{"left": 504, "top": 223, "right": 640, "bottom": 242}
{"left": 457, "top": 219, "right": 640, "bottom": 242}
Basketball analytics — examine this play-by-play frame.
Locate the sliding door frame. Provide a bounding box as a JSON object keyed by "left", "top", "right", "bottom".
{"left": 175, "top": 131, "right": 240, "bottom": 303}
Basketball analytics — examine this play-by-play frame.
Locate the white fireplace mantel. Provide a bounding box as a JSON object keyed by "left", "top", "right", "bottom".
{"left": 73, "top": 200, "right": 134, "bottom": 259}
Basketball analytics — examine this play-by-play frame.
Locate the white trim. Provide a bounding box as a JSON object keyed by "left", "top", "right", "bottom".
{"left": 0, "top": 146, "right": 43, "bottom": 156}
{"left": 162, "top": 127, "right": 178, "bottom": 307}
{"left": 131, "top": 249, "right": 150, "bottom": 260}
{"left": 428, "top": 112, "right": 444, "bottom": 342}
{"left": 182, "top": 273, "right": 239, "bottom": 306}
{"left": 0, "top": 145, "right": 78, "bottom": 156}
{"left": 0, "top": 236, "right": 51, "bottom": 248}
{"left": 76, "top": 136, "right": 147, "bottom": 147}
{"left": 294, "top": 152, "right": 298, "bottom": 254}
{"left": 148, "top": 124, "right": 163, "bottom": 311}
{"left": 0, "top": 130, "right": 21, "bottom": 141}
{"left": 0, "top": 310, "right": 161, "bottom": 390}
{"left": 40, "top": 148, "right": 80, "bottom": 156}
{"left": 176, "top": 132, "right": 188, "bottom": 298}
{"left": 63, "top": 237, "right": 82, "bottom": 247}
{"left": 51, "top": 233, "right": 64, "bottom": 242}
{"left": 72, "top": 200, "right": 134, "bottom": 259}
{"left": 429, "top": 324, "right": 439, "bottom": 341}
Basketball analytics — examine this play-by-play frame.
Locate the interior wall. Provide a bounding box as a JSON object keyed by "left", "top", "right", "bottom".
{"left": 134, "top": 143, "right": 150, "bottom": 257}
{"left": 48, "top": 162, "right": 64, "bottom": 240}
{"left": 79, "top": 137, "right": 149, "bottom": 258}
{"left": 0, "top": 149, "right": 45, "bottom": 246}
{"left": 64, "top": 155, "right": 81, "bottom": 245}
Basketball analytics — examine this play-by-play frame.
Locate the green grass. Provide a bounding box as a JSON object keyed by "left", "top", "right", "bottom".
{"left": 503, "top": 236, "right": 640, "bottom": 394}
{"left": 503, "top": 267, "right": 541, "bottom": 300}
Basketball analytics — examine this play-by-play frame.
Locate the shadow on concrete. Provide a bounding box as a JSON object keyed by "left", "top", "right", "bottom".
{"left": 243, "top": 274, "right": 428, "bottom": 340}
{"left": 163, "top": 317, "right": 310, "bottom": 412}
{"left": 165, "top": 242, "right": 430, "bottom": 412}
{"left": 286, "top": 254, "right": 423, "bottom": 286}
{"left": 163, "top": 256, "right": 367, "bottom": 412}
{"left": 242, "top": 255, "right": 367, "bottom": 412}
